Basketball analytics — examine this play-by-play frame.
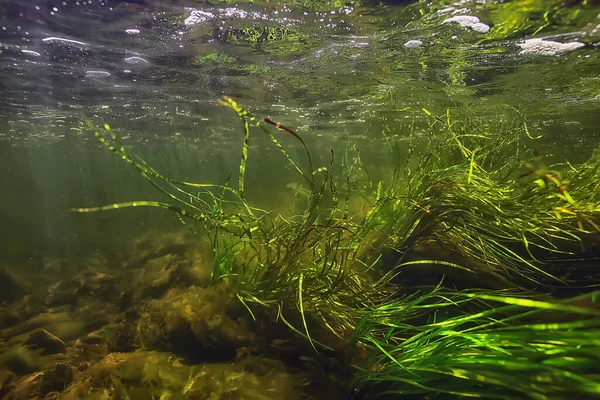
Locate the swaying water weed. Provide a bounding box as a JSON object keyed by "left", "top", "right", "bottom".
{"left": 73, "top": 98, "right": 600, "bottom": 399}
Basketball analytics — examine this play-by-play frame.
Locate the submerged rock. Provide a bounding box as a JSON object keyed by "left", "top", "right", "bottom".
{"left": 0, "top": 345, "right": 46, "bottom": 375}
{"left": 2, "top": 311, "right": 94, "bottom": 347}
{"left": 0, "top": 310, "right": 23, "bottom": 330}
{"left": 123, "top": 230, "right": 193, "bottom": 269}
{"left": 0, "top": 264, "right": 31, "bottom": 303}
{"left": 46, "top": 280, "right": 82, "bottom": 308}
{"left": 46, "top": 272, "right": 117, "bottom": 308}
{"left": 178, "top": 251, "right": 211, "bottom": 287}
{"left": 2, "top": 371, "right": 43, "bottom": 400}
{"left": 183, "top": 360, "right": 302, "bottom": 400}
{"left": 107, "top": 322, "right": 140, "bottom": 353}
{"left": 0, "top": 369, "right": 16, "bottom": 393}
{"left": 23, "top": 329, "right": 66, "bottom": 355}
{"left": 39, "top": 363, "right": 73, "bottom": 397}
{"left": 126, "top": 249, "right": 211, "bottom": 305}
{"left": 59, "top": 351, "right": 304, "bottom": 400}
{"left": 135, "top": 254, "right": 183, "bottom": 299}
{"left": 80, "top": 331, "right": 104, "bottom": 345}
{"left": 137, "top": 286, "right": 255, "bottom": 363}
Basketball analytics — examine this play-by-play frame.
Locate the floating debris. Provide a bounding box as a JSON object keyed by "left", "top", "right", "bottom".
{"left": 404, "top": 39, "right": 423, "bottom": 48}
{"left": 21, "top": 50, "right": 41, "bottom": 57}
{"left": 184, "top": 10, "right": 214, "bottom": 26}
{"left": 518, "top": 38, "right": 585, "bottom": 56}
{"left": 124, "top": 56, "right": 149, "bottom": 64}
{"left": 85, "top": 70, "right": 111, "bottom": 78}
{"left": 41, "top": 36, "right": 87, "bottom": 47}
{"left": 442, "top": 15, "right": 490, "bottom": 33}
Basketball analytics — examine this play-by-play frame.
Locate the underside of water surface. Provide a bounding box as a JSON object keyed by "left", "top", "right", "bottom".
{"left": 1, "top": 1, "right": 600, "bottom": 399}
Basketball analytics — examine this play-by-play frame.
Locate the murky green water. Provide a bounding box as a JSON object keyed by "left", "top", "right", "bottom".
{"left": 1, "top": 1, "right": 599, "bottom": 398}
{"left": 1, "top": 0, "right": 598, "bottom": 262}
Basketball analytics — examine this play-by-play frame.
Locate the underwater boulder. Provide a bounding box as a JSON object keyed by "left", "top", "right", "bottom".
{"left": 4, "top": 311, "right": 91, "bottom": 346}
{"left": 38, "top": 363, "right": 74, "bottom": 397}
{"left": 58, "top": 351, "right": 304, "bottom": 400}
{"left": 80, "top": 331, "right": 105, "bottom": 345}
{"left": 75, "top": 272, "right": 117, "bottom": 299}
{"left": 183, "top": 358, "right": 303, "bottom": 400}
{"left": 0, "top": 264, "right": 31, "bottom": 303}
{"left": 0, "top": 309, "right": 23, "bottom": 330}
{"left": 46, "top": 279, "right": 82, "bottom": 308}
{"left": 1, "top": 371, "right": 43, "bottom": 400}
{"left": 0, "top": 345, "right": 46, "bottom": 375}
{"left": 23, "top": 328, "right": 66, "bottom": 355}
{"left": 107, "top": 322, "right": 140, "bottom": 353}
{"left": 1, "top": 312, "right": 70, "bottom": 340}
{"left": 177, "top": 249, "right": 212, "bottom": 287}
{"left": 47, "top": 272, "right": 118, "bottom": 308}
{"left": 127, "top": 237, "right": 213, "bottom": 302}
{"left": 0, "top": 369, "right": 17, "bottom": 398}
{"left": 123, "top": 230, "right": 193, "bottom": 270}
{"left": 59, "top": 352, "right": 188, "bottom": 399}
{"left": 137, "top": 286, "right": 255, "bottom": 363}
{"left": 134, "top": 253, "right": 183, "bottom": 299}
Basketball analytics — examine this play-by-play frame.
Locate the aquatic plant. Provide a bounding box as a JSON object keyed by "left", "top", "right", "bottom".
{"left": 349, "top": 288, "right": 600, "bottom": 399}
{"left": 341, "top": 106, "right": 600, "bottom": 397}
{"left": 73, "top": 98, "right": 600, "bottom": 399}
{"left": 74, "top": 97, "right": 392, "bottom": 352}
{"left": 360, "top": 107, "right": 600, "bottom": 291}
{"left": 487, "top": 0, "right": 597, "bottom": 39}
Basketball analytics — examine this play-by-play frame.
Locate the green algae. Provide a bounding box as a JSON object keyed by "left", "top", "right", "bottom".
{"left": 191, "top": 52, "right": 237, "bottom": 65}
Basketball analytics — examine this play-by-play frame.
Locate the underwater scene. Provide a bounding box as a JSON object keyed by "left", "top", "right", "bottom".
{"left": 1, "top": 0, "right": 600, "bottom": 398}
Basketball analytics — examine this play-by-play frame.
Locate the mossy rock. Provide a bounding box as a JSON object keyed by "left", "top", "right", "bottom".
{"left": 0, "top": 265, "right": 31, "bottom": 303}
{"left": 107, "top": 322, "right": 140, "bottom": 353}
{"left": 39, "top": 363, "right": 73, "bottom": 397}
{"left": 60, "top": 351, "right": 305, "bottom": 399}
{"left": 23, "top": 328, "right": 66, "bottom": 355}
{"left": 137, "top": 286, "right": 254, "bottom": 363}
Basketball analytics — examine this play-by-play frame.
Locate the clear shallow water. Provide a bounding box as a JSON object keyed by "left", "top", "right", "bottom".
{"left": 1, "top": 2, "right": 600, "bottom": 399}
{"left": 0, "top": 0, "right": 599, "bottom": 261}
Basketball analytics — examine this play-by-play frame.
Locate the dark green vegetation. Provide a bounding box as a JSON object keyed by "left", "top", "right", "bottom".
{"left": 62, "top": 98, "right": 600, "bottom": 399}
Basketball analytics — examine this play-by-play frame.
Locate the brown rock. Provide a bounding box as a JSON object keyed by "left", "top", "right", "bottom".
{"left": 23, "top": 329, "right": 66, "bottom": 355}
{"left": 81, "top": 332, "right": 104, "bottom": 344}
{"left": 0, "top": 264, "right": 31, "bottom": 303}
{"left": 39, "top": 363, "right": 74, "bottom": 397}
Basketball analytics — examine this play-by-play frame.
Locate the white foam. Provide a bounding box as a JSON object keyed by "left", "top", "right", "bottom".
{"left": 404, "top": 39, "right": 423, "bottom": 48}
{"left": 517, "top": 38, "right": 585, "bottom": 56}
{"left": 442, "top": 15, "right": 490, "bottom": 34}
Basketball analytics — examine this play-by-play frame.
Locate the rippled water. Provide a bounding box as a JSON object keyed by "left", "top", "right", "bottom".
{"left": 0, "top": 0, "right": 599, "bottom": 261}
